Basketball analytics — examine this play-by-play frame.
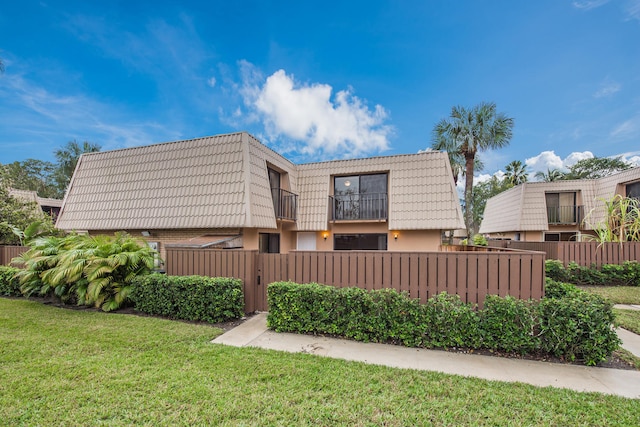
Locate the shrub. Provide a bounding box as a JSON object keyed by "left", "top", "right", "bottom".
{"left": 472, "top": 234, "right": 488, "bottom": 246}
{"left": 0, "top": 266, "right": 21, "bottom": 296}
{"left": 545, "top": 259, "right": 640, "bottom": 287}
{"left": 130, "top": 274, "right": 244, "bottom": 323}
{"left": 479, "top": 295, "right": 538, "bottom": 353}
{"left": 545, "top": 259, "right": 570, "bottom": 282}
{"left": 422, "top": 292, "right": 480, "bottom": 348}
{"left": 537, "top": 292, "right": 620, "bottom": 366}
{"left": 14, "top": 232, "right": 157, "bottom": 310}
{"left": 267, "top": 282, "right": 620, "bottom": 365}
{"left": 544, "top": 278, "right": 583, "bottom": 299}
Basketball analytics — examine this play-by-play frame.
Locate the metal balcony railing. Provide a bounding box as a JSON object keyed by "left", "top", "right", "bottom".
{"left": 329, "top": 193, "right": 388, "bottom": 221}
{"left": 271, "top": 188, "right": 298, "bottom": 221}
{"left": 546, "top": 205, "right": 584, "bottom": 224}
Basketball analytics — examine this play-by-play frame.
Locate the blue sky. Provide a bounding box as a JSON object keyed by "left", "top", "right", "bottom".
{"left": 1, "top": 0, "right": 639, "bottom": 182}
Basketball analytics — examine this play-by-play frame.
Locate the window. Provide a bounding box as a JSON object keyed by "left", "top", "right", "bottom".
{"left": 545, "top": 192, "right": 578, "bottom": 223}
{"left": 259, "top": 233, "right": 280, "bottom": 253}
{"left": 627, "top": 181, "right": 640, "bottom": 201}
{"left": 332, "top": 173, "right": 388, "bottom": 220}
{"left": 334, "top": 234, "right": 387, "bottom": 250}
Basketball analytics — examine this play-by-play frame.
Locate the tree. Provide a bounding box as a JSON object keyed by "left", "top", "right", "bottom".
{"left": 470, "top": 175, "right": 513, "bottom": 233}
{"left": 1, "top": 159, "right": 58, "bottom": 198}
{"left": 564, "top": 157, "right": 631, "bottom": 180}
{"left": 0, "top": 183, "right": 55, "bottom": 245}
{"left": 504, "top": 160, "right": 528, "bottom": 186}
{"left": 534, "top": 168, "right": 565, "bottom": 182}
{"left": 432, "top": 102, "right": 514, "bottom": 235}
{"left": 53, "top": 140, "right": 101, "bottom": 195}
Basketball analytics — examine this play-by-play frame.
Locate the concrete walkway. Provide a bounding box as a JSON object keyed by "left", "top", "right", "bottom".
{"left": 213, "top": 313, "right": 640, "bottom": 399}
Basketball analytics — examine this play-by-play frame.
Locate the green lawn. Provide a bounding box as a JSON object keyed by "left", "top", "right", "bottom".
{"left": 1, "top": 299, "right": 639, "bottom": 426}
{"left": 614, "top": 309, "right": 640, "bottom": 335}
{"left": 577, "top": 286, "right": 640, "bottom": 304}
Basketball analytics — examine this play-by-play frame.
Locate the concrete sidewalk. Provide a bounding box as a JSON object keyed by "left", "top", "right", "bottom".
{"left": 213, "top": 313, "right": 640, "bottom": 399}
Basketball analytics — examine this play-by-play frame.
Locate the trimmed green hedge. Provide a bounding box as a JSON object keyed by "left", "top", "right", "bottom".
{"left": 267, "top": 281, "right": 620, "bottom": 366}
{"left": 130, "top": 274, "right": 244, "bottom": 323}
{"left": 0, "top": 266, "right": 21, "bottom": 297}
{"left": 546, "top": 259, "right": 640, "bottom": 286}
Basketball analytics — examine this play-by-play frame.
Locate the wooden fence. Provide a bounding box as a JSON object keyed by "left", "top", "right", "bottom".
{"left": 166, "top": 248, "right": 546, "bottom": 312}
{"left": 0, "top": 245, "right": 27, "bottom": 266}
{"left": 488, "top": 241, "right": 640, "bottom": 267}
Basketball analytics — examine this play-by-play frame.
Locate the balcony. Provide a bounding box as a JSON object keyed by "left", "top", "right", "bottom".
{"left": 272, "top": 188, "right": 298, "bottom": 221}
{"left": 546, "top": 205, "right": 584, "bottom": 224}
{"left": 329, "top": 193, "right": 388, "bottom": 221}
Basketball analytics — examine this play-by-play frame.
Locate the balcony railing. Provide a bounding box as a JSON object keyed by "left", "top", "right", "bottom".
{"left": 329, "top": 193, "right": 388, "bottom": 221}
{"left": 271, "top": 188, "right": 298, "bottom": 221}
{"left": 546, "top": 205, "right": 584, "bottom": 224}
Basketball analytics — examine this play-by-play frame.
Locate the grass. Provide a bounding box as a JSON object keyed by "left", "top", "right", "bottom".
{"left": 1, "top": 299, "right": 639, "bottom": 426}
{"left": 577, "top": 286, "right": 640, "bottom": 304}
{"left": 614, "top": 309, "right": 640, "bottom": 335}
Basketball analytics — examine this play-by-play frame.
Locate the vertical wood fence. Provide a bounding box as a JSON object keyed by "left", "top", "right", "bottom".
{"left": 0, "top": 245, "right": 27, "bottom": 266}
{"left": 166, "top": 248, "right": 545, "bottom": 313}
{"left": 488, "top": 241, "right": 640, "bottom": 267}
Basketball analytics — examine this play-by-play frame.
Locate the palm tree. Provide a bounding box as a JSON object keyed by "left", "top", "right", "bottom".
{"left": 534, "top": 168, "right": 564, "bottom": 182}
{"left": 505, "top": 160, "right": 528, "bottom": 186}
{"left": 432, "top": 102, "right": 514, "bottom": 235}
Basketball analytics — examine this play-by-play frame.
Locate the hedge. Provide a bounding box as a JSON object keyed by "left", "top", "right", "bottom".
{"left": 267, "top": 281, "right": 621, "bottom": 366}
{"left": 546, "top": 259, "right": 640, "bottom": 286}
{"left": 0, "top": 266, "right": 21, "bottom": 297}
{"left": 130, "top": 274, "right": 244, "bottom": 323}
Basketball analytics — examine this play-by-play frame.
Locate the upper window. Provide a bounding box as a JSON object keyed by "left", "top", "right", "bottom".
{"left": 545, "top": 192, "right": 580, "bottom": 224}
{"left": 626, "top": 181, "right": 640, "bottom": 201}
{"left": 332, "top": 173, "right": 388, "bottom": 221}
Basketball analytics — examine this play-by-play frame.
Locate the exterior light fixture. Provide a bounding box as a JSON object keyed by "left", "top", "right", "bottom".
{"left": 141, "top": 231, "right": 151, "bottom": 237}
{"left": 393, "top": 232, "right": 398, "bottom": 240}
{"left": 323, "top": 232, "right": 329, "bottom": 240}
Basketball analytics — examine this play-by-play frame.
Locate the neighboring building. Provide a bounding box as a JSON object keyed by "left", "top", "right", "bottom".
{"left": 9, "top": 188, "right": 63, "bottom": 220}
{"left": 479, "top": 167, "right": 640, "bottom": 242}
{"left": 56, "top": 132, "right": 464, "bottom": 259}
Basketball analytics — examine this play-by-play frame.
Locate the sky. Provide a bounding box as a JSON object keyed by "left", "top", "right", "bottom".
{"left": 1, "top": 0, "right": 640, "bottom": 184}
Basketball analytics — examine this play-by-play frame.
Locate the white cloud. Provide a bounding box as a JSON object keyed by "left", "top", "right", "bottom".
{"left": 237, "top": 63, "right": 392, "bottom": 159}
{"left": 207, "top": 77, "right": 216, "bottom": 88}
{"left": 594, "top": 80, "right": 621, "bottom": 98}
{"left": 524, "top": 150, "right": 596, "bottom": 176}
{"left": 611, "top": 115, "right": 640, "bottom": 138}
{"left": 525, "top": 151, "right": 565, "bottom": 172}
{"left": 624, "top": 0, "right": 640, "bottom": 21}
{"left": 572, "top": 0, "right": 611, "bottom": 10}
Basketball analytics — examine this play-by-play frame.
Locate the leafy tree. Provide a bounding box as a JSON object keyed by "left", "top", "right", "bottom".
{"left": 504, "top": 160, "right": 528, "bottom": 186}
{"left": 1, "top": 159, "right": 58, "bottom": 198}
{"left": 564, "top": 157, "right": 631, "bottom": 180}
{"left": 53, "top": 140, "right": 101, "bottom": 195}
{"left": 432, "top": 102, "right": 514, "bottom": 235}
{"left": 470, "top": 175, "right": 513, "bottom": 233}
{"left": 534, "top": 168, "right": 565, "bottom": 182}
{"left": 0, "top": 183, "right": 55, "bottom": 245}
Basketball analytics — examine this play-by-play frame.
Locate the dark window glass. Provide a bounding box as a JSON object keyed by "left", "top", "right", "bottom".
{"left": 259, "top": 233, "right": 280, "bottom": 253}
{"left": 333, "top": 174, "right": 388, "bottom": 220}
{"left": 627, "top": 181, "right": 640, "bottom": 200}
{"left": 544, "top": 233, "right": 560, "bottom": 242}
{"left": 334, "top": 234, "right": 387, "bottom": 250}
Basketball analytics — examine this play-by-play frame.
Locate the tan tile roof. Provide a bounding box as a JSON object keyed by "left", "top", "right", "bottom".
{"left": 57, "top": 132, "right": 292, "bottom": 230}
{"left": 9, "top": 188, "right": 63, "bottom": 208}
{"left": 297, "top": 151, "right": 465, "bottom": 231}
{"left": 57, "top": 132, "right": 464, "bottom": 232}
{"left": 479, "top": 167, "right": 640, "bottom": 234}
